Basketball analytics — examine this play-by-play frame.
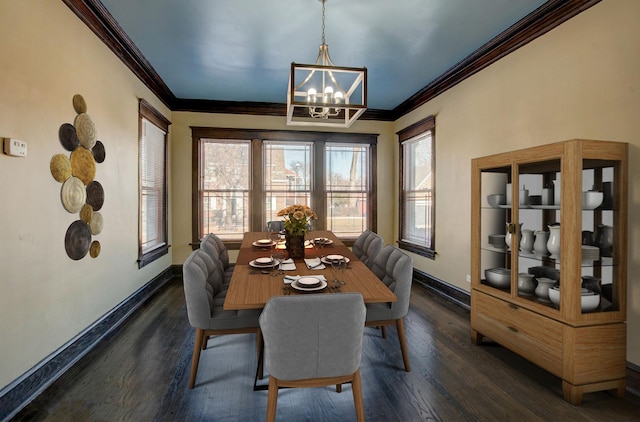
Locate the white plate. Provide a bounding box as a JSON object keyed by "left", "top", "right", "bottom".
{"left": 322, "top": 256, "right": 350, "bottom": 264}
{"left": 297, "top": 276, "right": 323, "bottom": 288}
{"left": 253, "top": 240, "right": 274, "bottom": 247}
{"left": 249, "top": 259, "right": 277, "bottom": 268}
{"left": 291, "top": 279, "right": 328, "bottom": 292}
{"left": 255, "top": 257, "right": 274, "bottom": 264}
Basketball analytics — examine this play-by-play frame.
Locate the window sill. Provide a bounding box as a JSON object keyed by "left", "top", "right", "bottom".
{"left": 138, "top": 244, "right": 170, "bottom": 268}
{"left": 397, "top": 241, "right": 436, "bottom": 260}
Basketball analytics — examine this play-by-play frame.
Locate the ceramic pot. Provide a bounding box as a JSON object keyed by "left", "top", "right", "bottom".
{"left": 535, "top": 277, "right": 555, "bottom": 302}
{"left": 517, "top": 273, "right": 536, "bottom": 296}
{"left": 595, "top": 224, "right": 613, "bottom": 257}
{"left": 533, "top": 230, "right": 549, "bottom": 254}
{"left": 547, "top": 224, "right": 561, "bottom": 258}
{"left": 285, "top": 232, "right": 305, "bottom": 260}
{"left": 520, "top": 229, "right": 534, "bottom": 252}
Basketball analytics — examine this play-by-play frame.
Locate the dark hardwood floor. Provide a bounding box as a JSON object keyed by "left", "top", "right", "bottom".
{"left": 13, "top": 279, "right": 640, "bottom": 421}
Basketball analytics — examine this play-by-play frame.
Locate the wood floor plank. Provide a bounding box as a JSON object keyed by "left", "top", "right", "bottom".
{"left": 12, "top": 279, "right": 640, "bottom": 422}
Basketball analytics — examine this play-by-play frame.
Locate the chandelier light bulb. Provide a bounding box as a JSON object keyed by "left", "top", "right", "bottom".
{"left": 334, "top": 91, "right": 343, "bottom": 104}
{"left": 307, "top": 88, "right": 317, "bottom": 103}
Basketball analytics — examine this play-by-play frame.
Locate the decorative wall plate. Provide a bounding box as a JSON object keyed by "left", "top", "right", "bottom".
{"left": 86, "top": 181, "right": 104, "bottom": 211}
{"left": 72, "top": 94, "right": 87, "bottom": 114}
{"left": 58, "top": 123, "right": 79, "bottom": 152}
{"left": 90, "top": 240, "right": 101, "bottom": 258}
{"left": 90, "top": 212, "right": 103, "bottom": 235}
{"left": 74, "top": 113, "right": 96, "bottom": 149}
{"left": 50, "top": 154, "right": 72, "bottom": 182}
{"left": 70, "top": 147, "right": 96, "bottom": 185}
{"left": 64, "top": 220, "right": 91, "bottom": 260}
{"left": 92, "top": 140, "right": 106, "bottom": 163}
{"left": 61, "top": 176, "right": 86, "bottom": 213}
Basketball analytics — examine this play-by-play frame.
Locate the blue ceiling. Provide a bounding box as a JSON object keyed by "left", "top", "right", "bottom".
{"left": 99, "top": 0, "right": 548, "bottom": 110}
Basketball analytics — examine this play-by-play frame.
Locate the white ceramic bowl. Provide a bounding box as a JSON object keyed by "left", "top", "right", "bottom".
{"left": 487, "top": 194, "right": 506, "bottom": 208}
{"left": 485, "top": 268, "right": 510, "bottom": 288}
{"left": 582, "top": 191, "right": 603, "bottom": 209}
{"left": 581, "top": 292, "right": 600, "bottom": 312}
{"left": 547, "top": 287, "right": 601, "bottom": 312}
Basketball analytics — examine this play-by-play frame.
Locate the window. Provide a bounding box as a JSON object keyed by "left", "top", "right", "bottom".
{"left": 325, "top": 143, "right": 370, "bottom": 236}
{"left": 398, "top": 116, "right": 435, "bottom": 259}
{"left": 199, "top": 139, "right": 251, "bottom": 239}
{"left": 138, "top": 99, "right": 170, "bottom": 267}
{"left": 192, "top": 128, "right": 377, "bottom": 245}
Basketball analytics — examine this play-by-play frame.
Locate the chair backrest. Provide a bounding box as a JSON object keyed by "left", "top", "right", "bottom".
{"left": 352, "top": 230, "right": 383, "bottom": 269}
{"left": 259, "top": 293, "right": 366, "bottom": 381}
{"left": 183, "top": 249, "right": 223, "bottom": 328}
{"left": 200, "top": 233, "right": 230, "bottom": 268}
{"left": 266, "top": 221, "right": 284, "bottom": 232}
{"left": 370, "top": 245, "right": 413, "bottom": 319}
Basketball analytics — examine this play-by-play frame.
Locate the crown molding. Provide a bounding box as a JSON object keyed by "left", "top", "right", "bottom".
{"left": 63, "top": 0, "right": 600, "bottom": 121}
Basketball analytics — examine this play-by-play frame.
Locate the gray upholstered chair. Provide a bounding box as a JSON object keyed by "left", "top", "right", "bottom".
{"left": 352, "top": 230, "right": 383, "bottom": 269}
{"left": 200, "top": 233, "right": 234, "bottom": 284}
{"left": 365, "top": 245, "right": 413, "bottom": 372}
{"left": 266, "top": 220, "right": 284, "bottom": 232}
{"left": 259, "top": 293, "right": 366, "bottom": 422}
{"left": 182, "top": 249, "right": 261, "bottom": 388}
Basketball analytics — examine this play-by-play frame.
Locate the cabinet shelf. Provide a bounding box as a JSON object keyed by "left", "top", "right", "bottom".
{"left": 471, "top": 139, "right": 628, "bottom": 405}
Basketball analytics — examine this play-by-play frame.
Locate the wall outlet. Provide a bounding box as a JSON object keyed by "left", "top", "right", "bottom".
{"left": 3, "top": 138, "right": 27, "bottom": 157}
{"left": 466, "top": 274, "right": 471, "bottom": 283}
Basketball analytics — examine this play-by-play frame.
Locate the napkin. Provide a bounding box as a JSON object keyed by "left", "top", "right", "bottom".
{"left": 284, "top": 275, "right": 327, "bottom": 284}
{"left": 279, "top": 258, "right": 297, "bottom": 271}
{"left": 304, "top": 258, "right": 326, "bottom": 270}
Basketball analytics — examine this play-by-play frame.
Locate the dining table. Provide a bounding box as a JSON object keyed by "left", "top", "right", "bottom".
{"left": 223, "top": 230, "right": 397, "bottom": 311}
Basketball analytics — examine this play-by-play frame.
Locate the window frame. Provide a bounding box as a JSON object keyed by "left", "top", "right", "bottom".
{"left": 138, "top": 99, "right": 171, "bottom": 268}
{"left": 191, "top": 127, "right": 377, "bottom": 248}
{"left": 397, "top": 115, "right": 436, "bottom": 259}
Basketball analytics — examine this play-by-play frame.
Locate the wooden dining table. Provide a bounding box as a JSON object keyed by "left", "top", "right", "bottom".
{"left": 223, "top": 230, "right": 397, "bottom": 310}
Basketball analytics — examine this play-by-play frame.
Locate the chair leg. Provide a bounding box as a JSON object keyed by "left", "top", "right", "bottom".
{"left": 189, "top": 328, "right": 205, "bottom": 389}
{"left": 351, "top": 369, "right": 365, "bottom": 422}
{"left": 201, "top": 335, "right": 209, "bottom": 350}
{"left": 256, "top": 329, "right": 264, "bottom": 380}
{"left": 336, "top": 383, "right": 342, "bottom": 393}
{"left": 381, "top": 325, "right": 387, "bottom": 338}
{"left": 266, "top": 376, "right": 279, "bottom": 422}
{"left": 396, "top": 318, "right": 410, "bottom": 372}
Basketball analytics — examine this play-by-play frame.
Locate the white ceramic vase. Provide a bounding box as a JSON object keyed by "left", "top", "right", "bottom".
{"left": 534, "top": 230, "right": 549, "bottom": 254}
{"left": 547, "top": 225, "right": 561, "bottom": 258}
{"left": 520, "top": 229, "right": 534, "bottom": 252}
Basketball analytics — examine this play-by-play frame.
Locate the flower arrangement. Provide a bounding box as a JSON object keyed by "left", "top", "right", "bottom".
{"left": 277, "top": 204, "right": 318, "bottom": 235}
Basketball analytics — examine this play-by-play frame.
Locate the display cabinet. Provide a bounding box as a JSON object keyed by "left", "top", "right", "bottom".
{"left": 470, "top": 139, "right": 628, "bottom": 404}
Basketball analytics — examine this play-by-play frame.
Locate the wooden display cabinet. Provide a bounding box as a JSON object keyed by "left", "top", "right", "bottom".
{"left": 470, "top": 139, "right": 628, "bottom": 404}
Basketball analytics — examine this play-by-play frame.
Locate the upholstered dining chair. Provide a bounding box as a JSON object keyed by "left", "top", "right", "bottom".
{"left": 200, "top": 233, "right": 234, "bottom": 284}
{"left": 182, "top": 248, "right": 261, "bottom": 389}
{"left": 365, "top": 245, "right": 413, "bottom": 372}
{"left": 352, "top": 230, "right": 384, "bottom": 269}
{"left": 266, "top": 220, "right": 284, "bottom": 232}
{"left": 259, "top": 293, "right": 367, "bottom": 422}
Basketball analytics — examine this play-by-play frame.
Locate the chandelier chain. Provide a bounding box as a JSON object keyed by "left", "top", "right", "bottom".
{"left": 321, "top": 0, "right": 326, "bottom": 45}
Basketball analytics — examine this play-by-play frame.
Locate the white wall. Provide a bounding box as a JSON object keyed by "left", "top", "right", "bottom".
{"left": 394, "top": 0, "right": 640, "bottom": 365}
{"left": 0, "top": 1, "right": 171, "bottom": 389}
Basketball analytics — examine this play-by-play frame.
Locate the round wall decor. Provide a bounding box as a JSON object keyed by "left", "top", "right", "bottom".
{"left": 61, "top": 176, "right": 86, "bottom": 213}
{"left": 64, "top": 220, "right": 91, "bottom": 260}
{"left": 50, "top": 154, "right": 72, "bottom": 183}
{"left": 74, "top": 113, "right": 97, "bottom": 149}
{"left": 86, "top": 181, "right": 104, "bottom": 211}
{"left": 59, "top": 123, "right": 79, "bottom": 152}
{"left": 70, "top": 147, "right": 96, "bottom": 185}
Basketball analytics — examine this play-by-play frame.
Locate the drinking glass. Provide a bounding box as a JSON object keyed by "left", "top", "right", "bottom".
{"left": 331, "top": 258, "right": 347, "bottom": 285}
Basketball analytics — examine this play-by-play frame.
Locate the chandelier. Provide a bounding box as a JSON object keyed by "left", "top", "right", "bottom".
{"left": 286, "top": 0, "right": 367, "bottom": 128}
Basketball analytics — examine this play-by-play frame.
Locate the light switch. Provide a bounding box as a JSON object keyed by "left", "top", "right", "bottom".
{"left": 3, "top": 138, "right": 27, "bottom": 157}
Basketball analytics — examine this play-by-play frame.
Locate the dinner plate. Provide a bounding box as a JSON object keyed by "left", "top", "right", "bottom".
{"left": 249, "top": 259, "right": 277, "bottom": 268}
{"left": 296, "top": 276, "right": 322, "bottom": 288}
{"left": 291, "top": 279, "right": 327, "bottom": 292}
{"left": 321, "top": 256, "right": 350, "bottom": 264}
{"left": 253, "top": 239, "right": 274, "bottom": 247}
{"left": 313, "top": 237, "right": 333, "bottom": 245}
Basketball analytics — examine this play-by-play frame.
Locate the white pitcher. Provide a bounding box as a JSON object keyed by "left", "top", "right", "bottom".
{"left": 520, "top": 229, "right": 534, "bottom": 252}
{"left": 547, "top": 224, "right": 561, "bottom": 258}
{"left": 534, "top": 230, "right": 549, "bottom": 254}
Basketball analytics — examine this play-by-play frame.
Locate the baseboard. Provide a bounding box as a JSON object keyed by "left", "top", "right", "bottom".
{"left": 0, "top": 267, "right": 176, "bottom": 422}
{"left": 413, "top": 268, "right": 640, "bottom": 400}
{"left": 413, "top": 268, "right": 471, "bottom": 311}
